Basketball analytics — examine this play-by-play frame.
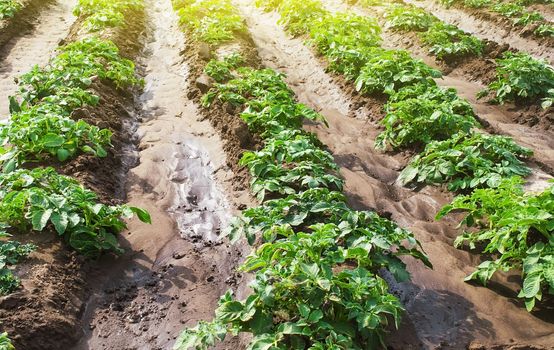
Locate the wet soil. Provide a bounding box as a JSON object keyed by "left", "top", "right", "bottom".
{"left": 71, "top": 0, "right": 252, "bottom": 349}
{"left": 0, "top": 0, "right": 76, "bottom": 117}
{"left": 234, "top": 0, "right": 554, "bottom": 348}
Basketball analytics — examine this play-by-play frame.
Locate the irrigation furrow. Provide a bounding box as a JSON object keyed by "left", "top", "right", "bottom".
{"left": 234, "top": 0, "right": 554, "bottom": 347}
{"left": 0, "top": 0, "right": 77, "bottom": 116}
{"left": 72, "top": 0, "right": 247, "bottom": 348}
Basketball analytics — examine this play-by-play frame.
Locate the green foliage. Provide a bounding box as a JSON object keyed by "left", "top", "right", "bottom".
{"left": 376, "top": 84, "right": 478, "bottom": 150}
{"left": 385, "top": 5, "right": 437, "bottom": 31}
{"left": 276, "top": 0, "right": 327, "bottom": 36}
{"left": 0, "top": 332, "right": 14, "bottom": 350}
{"left": 492, "top": 2, "right": 543, "bottom": 25}
{"left": 481, "top": 52, "right": 554, "bottom": 104}
{"left": 309, "top": 13, "right": 381, "bottom": 57}
{"left": 203, "top": 67, "right": 326, "bottom": 137}
{"left": 204, "top": 53, "right": 244, "bottom": 82}
{"left": 355, "top": 49, "right": 441, "bottom": 95}
{"left": 176, "top": 0, "right": 245, "bottom": 44}
{"left": 2, "top": 37, "right": 140, "bottom": 170}
{"left": 437, "top": 177, "right": 554, "bottom": 311}
{"left": 420, "top": 22, "right": 484, "bottom": 60}
{"left": 0, "top": 104, "right": 112, "bottom": 171}
{"left": 0, "top": 0, "right": 21, "bottom": 19}
{"left": 399, "top": 132, "right": 532, "bottom": 191}
{"left": 240, "top": 130, "right": 343, "bottom": 201}
{"left": 462, "top": 0, "right": 492, "bottom": 7}
{"left": 73, "top": 0, "right": 143, "bottom": 32}
{"left": 178, "top": 215, "right": 430, "bottom": 350}
{"left": 534, "top": 23, "right": 554, "bottom": 37}
{"left": 0, "top": 168, "right": 151, "bottom": 257}
{"left": 0, "top": 237, "right": 35, "bottom": 294}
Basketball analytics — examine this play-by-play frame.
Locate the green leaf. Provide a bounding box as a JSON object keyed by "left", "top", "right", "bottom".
{"left": 31, "top": 209, "right": 53, "bottom": 231}
{"left": 42, "top": 134, "right": 65, "bottom": 148}
{"left": 130, "top": 207, "right": 152, "bottom": 224}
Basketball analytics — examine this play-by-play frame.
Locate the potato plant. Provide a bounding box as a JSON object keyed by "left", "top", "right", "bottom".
{"left": 437, "top": 177, "right": 554, "bottom": 311}
{"left": 0, "top": 332, "right": 14, "bottom": 350}
{"left": 480, "top": 52, "right": 554, "bottom": 104}
{"left": 0, "top": 168, "right": 151, "bottom": 257}
{"left": 74, "top": 0, "right": 143, "bottom": 32}
{"left": 0, "top": 0, "right": 20, "bottom": 19}
{"left": 173, "top": 0, "right": 245, "bottom": 44}
{"left": 1, "top": 37, "right": 140, "bottom": 171}
{"left": 399, "top": 131, "right": 533, "bottom": 191}
{"left": 420, "top": 22, "right": 484, "bottom": 60}
{"left": 384, "top": 4, "right": 437, "bottom": 31}
{"left": 376, "top": 84, "right": 479, "bottom": 150}
{"left": 0, "top": 236, "right": 35, "bottom": 294}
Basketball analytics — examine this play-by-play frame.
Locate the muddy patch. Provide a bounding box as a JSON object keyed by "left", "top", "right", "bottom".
{"left": 71, "top": 0, "right": 249, "bottom": 348}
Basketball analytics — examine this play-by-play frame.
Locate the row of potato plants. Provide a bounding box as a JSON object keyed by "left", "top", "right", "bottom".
{"left": 172, "top": 0, "right": 432, "bottom": 348}
{"left": 357, "top": 0, "right": 554, "bottom": 106}
{"left": 258, "top": 0, "right": 553, "bottom": 311}
{"left": 439, "top": 0, "right": 554, "bottom": 38}
{"left": 375, "top": 1, "right": 485, "bottom": 61}
{"left": 0, "top": 0, "right": 150, "bottom": 299}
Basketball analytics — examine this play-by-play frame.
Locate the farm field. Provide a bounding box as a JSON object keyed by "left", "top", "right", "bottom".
{"left": 0, "top": 0, "right": 552, "bottom": 349}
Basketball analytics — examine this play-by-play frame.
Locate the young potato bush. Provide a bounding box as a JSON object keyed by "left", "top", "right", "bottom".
{"left": 175, "top": 0, "right": 245, "bottom": 44}
{"left": 420, "top": 22, "right": 484, "bottom": 60}
{"left": 437, "top": 177, "right": 554, "bottom": 311}
{"left": 399, "top": 131, "right": 532, "bottom": 191}
{"left": 0, "top": 0, "right": 21, "bottom": 19}
{"left": 480, "top": 52, "right": 554, "bottom": 104}
{"left": 375, "top": 84, "right": 479, "bottom": 150}
{"left": 0, "top": 168, "right": 151, "bottom": 257}
{"left": 74, "top": 0, "right": 143, "bottom": 32}
{"left": 384, "top": 4, "right": 437, "bottom": 31}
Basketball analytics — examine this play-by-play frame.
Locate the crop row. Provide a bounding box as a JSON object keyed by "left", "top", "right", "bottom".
{"left": 258, "top": 0, "right": 553, "bottom": 311}
{"left": 354, "top": 0, "right": 554, "bottom": 106}
{"left": 0, "top": 0, "right": 150, "bottom": 304}
{"left": 438, "top": 0, "right": 554, "bottom": 38}
{"left": 172, "top": 0, "right": 433, "bottom": 348}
